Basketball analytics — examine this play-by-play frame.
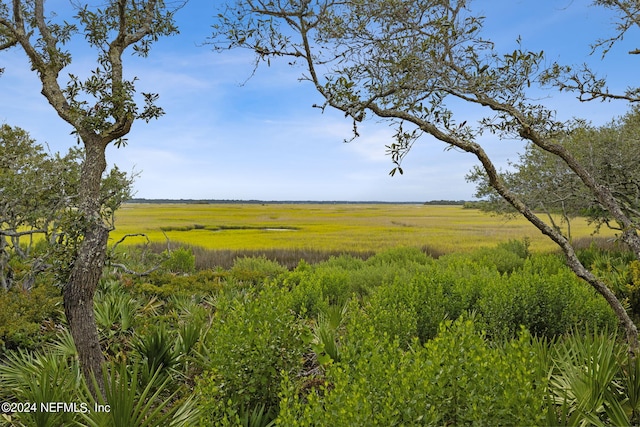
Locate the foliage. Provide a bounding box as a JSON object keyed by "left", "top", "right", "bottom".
{"left": 310, "top": 303, "right": 348, "bottom": 364}
{"left": 0, "top": 283, "right": 62, "bottom": 355}
{"left": 0, "top": 243, "right": 635, "bottom": 425}
{"left": 82, "top": 362, "right": 199, "bottom": 427}
{"left": 0, "top": 125, "right": 77, "bottom": 235}
{"left": 477, "top": 254, "right": 618, "bottom": 340}
{"left": 0, "top": 125, "right": 134, "bottom": 289}
{"left": 574, "top": 243, "right": 640, "bottom": 319}
{"left": 229, "top": 255, "right": 287, "bottom": 286}
{"left": 466, "top": 238, "right": 531, "bottom": 274}
{"left": 0, "top": 349, "right": 85, "bottom": 427}
{"left": 363, "top": 273, "right": 444, "bottom": 348}
{"left": 544, "top": 329, "right": 640, "bottom": 426}
{"left": 135, "top": 269, "right": 225, "bottom": 298}
{"left": 195, "top": 282, "right": 305, "bottom": 425}
{"left": 469, "top": 108, "right": 640, "bottom": 236}
{"left": 277, "top": 315, "right": 547, "bottom": 426}
{"left": 164, "top": 247, "right": 196, "bottom": 274}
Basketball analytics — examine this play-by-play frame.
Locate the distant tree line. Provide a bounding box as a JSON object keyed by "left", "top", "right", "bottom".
{"left": 128, "top": 198, "right": 449, "bottom": 205}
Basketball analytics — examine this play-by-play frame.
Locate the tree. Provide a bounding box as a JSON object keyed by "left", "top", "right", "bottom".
{"left": 468, "top": 107, "right": 640, "bottom": 240}
{"left": 0, "top": 0, "right": 180, "bottom": 394}
{"left": 0, "top": 124, "right": 132, "bottom": 291}
{"left": 211, "top": 0, "right": 640, "bottom": 351}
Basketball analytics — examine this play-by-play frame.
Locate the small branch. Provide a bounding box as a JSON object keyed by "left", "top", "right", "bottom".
{"left": 109, "top": 262, "right": 161, "bottom": 277}
{"left": 0, "top": 229, "right": 47, "bottom": 237}
{"left": 0, "top": 38, "right": 18, "bottom": 50}
{"left": 111, "top": 232, "right": 150, "bottom": 252}
{"left": 107, "top": 232, "right": 170, "bottom": 276}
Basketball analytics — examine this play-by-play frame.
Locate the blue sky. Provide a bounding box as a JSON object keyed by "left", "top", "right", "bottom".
{"left": 0, "top": 0, "right": 637, "bottom": 201}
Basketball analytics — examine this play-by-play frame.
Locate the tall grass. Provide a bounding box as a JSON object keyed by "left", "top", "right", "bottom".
{"left": 141, "top": 242, "right": 375, "bottom": 270}
{"left": 111, "top": 203, "right": 618, "bottom": 255}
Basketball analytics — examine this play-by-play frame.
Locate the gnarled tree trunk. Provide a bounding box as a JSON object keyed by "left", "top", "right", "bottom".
{"left": 63, "top": 139, "right": 109, "bottom": 397}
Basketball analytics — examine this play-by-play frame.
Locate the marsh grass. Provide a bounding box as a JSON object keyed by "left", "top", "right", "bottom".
{"left": 142, "top": 242, "right": 375, "bottom": 270}
{"left": 111, "top": 203, "right": 618, "bottom": 256}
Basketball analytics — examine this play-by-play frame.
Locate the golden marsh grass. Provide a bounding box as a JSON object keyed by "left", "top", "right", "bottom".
{"left": 110, "top": 203, "right": 618, "bottom": 254}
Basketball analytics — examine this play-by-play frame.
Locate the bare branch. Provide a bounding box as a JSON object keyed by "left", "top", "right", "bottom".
{"left": 109, "top": 262, "right": 161, "bottom": 277}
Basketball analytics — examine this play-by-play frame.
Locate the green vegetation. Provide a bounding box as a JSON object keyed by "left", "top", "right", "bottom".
{"left": 111, "top": 203, "right": 617, "bottom": 254}
{"left": 4, "top": 238, "right": 640, "bottom": 426}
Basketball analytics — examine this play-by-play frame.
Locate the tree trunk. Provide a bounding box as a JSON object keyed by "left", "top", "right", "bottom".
{"left": 64, "top": 223, "right": 108, "bottom": 397}
{"left": 0, "top": 236, "right": 10, "bottom": 290}
{"left": 63, "top": 138, "right": 109, "bottom": 398}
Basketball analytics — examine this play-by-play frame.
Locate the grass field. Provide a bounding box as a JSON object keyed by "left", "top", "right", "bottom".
{"left": 109, "top": 203, "right": 619, "bottom": 254}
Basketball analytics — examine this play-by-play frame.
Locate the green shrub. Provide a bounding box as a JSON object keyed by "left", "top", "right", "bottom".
{"left": 277, "top": 315, "right": 547, "bottom": 426}
{"left": 229, "top": 255, "right": 287, "bottom": 286}
{"left": 363, "top": 273, "right": 448, "bottom": 347}
{"left": 365, "top": 246, "right": 434, "bottom": 268}
{"left": 320, "top": 253, "right": 366, "bottom": 270}
{"left": 164, "top": 247, "right": 196, "bottom": 274}
{"left": 343, "top": 263, "right": 412, "bottom": 298}
{"left": 286, "top": 267, "right": 350, "bottom": 318}
{"left": 0, "top": 283, "right": 62, "bottom": 355}
{"left": 469, "top": 246, "right": 527, "bottom": 274}
{"left": 497, "top": 237, "right": 531, "bottom": 259}
{"left": 477, "top": 254, "right": 617, "bottom": 340}
{"left": 136, "top": 269, "right": 224, "bottom": 298}
{"left": 195, "top": 283, "right": 305, "bottom": 425}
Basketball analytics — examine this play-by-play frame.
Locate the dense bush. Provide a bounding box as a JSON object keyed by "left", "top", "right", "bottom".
{"left": 364, "top": 273, "right": 446, "bottom": 347}
{"left": 465, "top": 238, "right": 530, "bottom": 274}
{"left": 195, "top": 282, "right": 305, "bottom": 426}
{"left": 478, "top": 254, "right": 618, "bottom": 340}
{"left": 134, "top": 269, "right": 225, "bottom": 298}
{"left": 278, "top": 315, "right": 547, "bottom": 426}
{"left": 0, "top": 283, "right": 62, "bottom": 355}
{"left": 228, "top": 255, "right": 287, "bottom": 286}
{"left": 163, "top": 247, "right": 196, "bottom": 274}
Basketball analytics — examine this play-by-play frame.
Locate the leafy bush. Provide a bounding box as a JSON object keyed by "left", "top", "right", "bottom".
{"left": 195, "top": 282, "right": 305, "bottom": 425}
{"left": 477, "top": 254, "right": 618, "bottom": 340}
{"left": 285, "top": 253, "right": 420, "bottom": 319}
{"left": 320, "top": 253, "right": 366, "bottom": 270}
{"left": 363, "top": 273, "right": 448, "bottom": 348}
{"left": 0, "top": 283, "right": 62, "bottom": 355}
{"left": 136, "top": 269, "right": 224, "bottom": 298}
{"left": 365, "top": 246, "right": 434, "bottom": 268}
{"left": 468, "top": 245, "right": 527, "bottom": 274}
{"left": 164, "top": 247, "right": 196, "bottom": 274}
{"left": 229, "top": 255, "right": 287, "bottom": 286}
{"left": 285, "top": 267, "right": 350, "bottom": 318}
{"left": 277, "top": 315, "right": 547, "bottom": 426}
{"left": 497, "top": 237, "right": 530, "bottom": 259}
